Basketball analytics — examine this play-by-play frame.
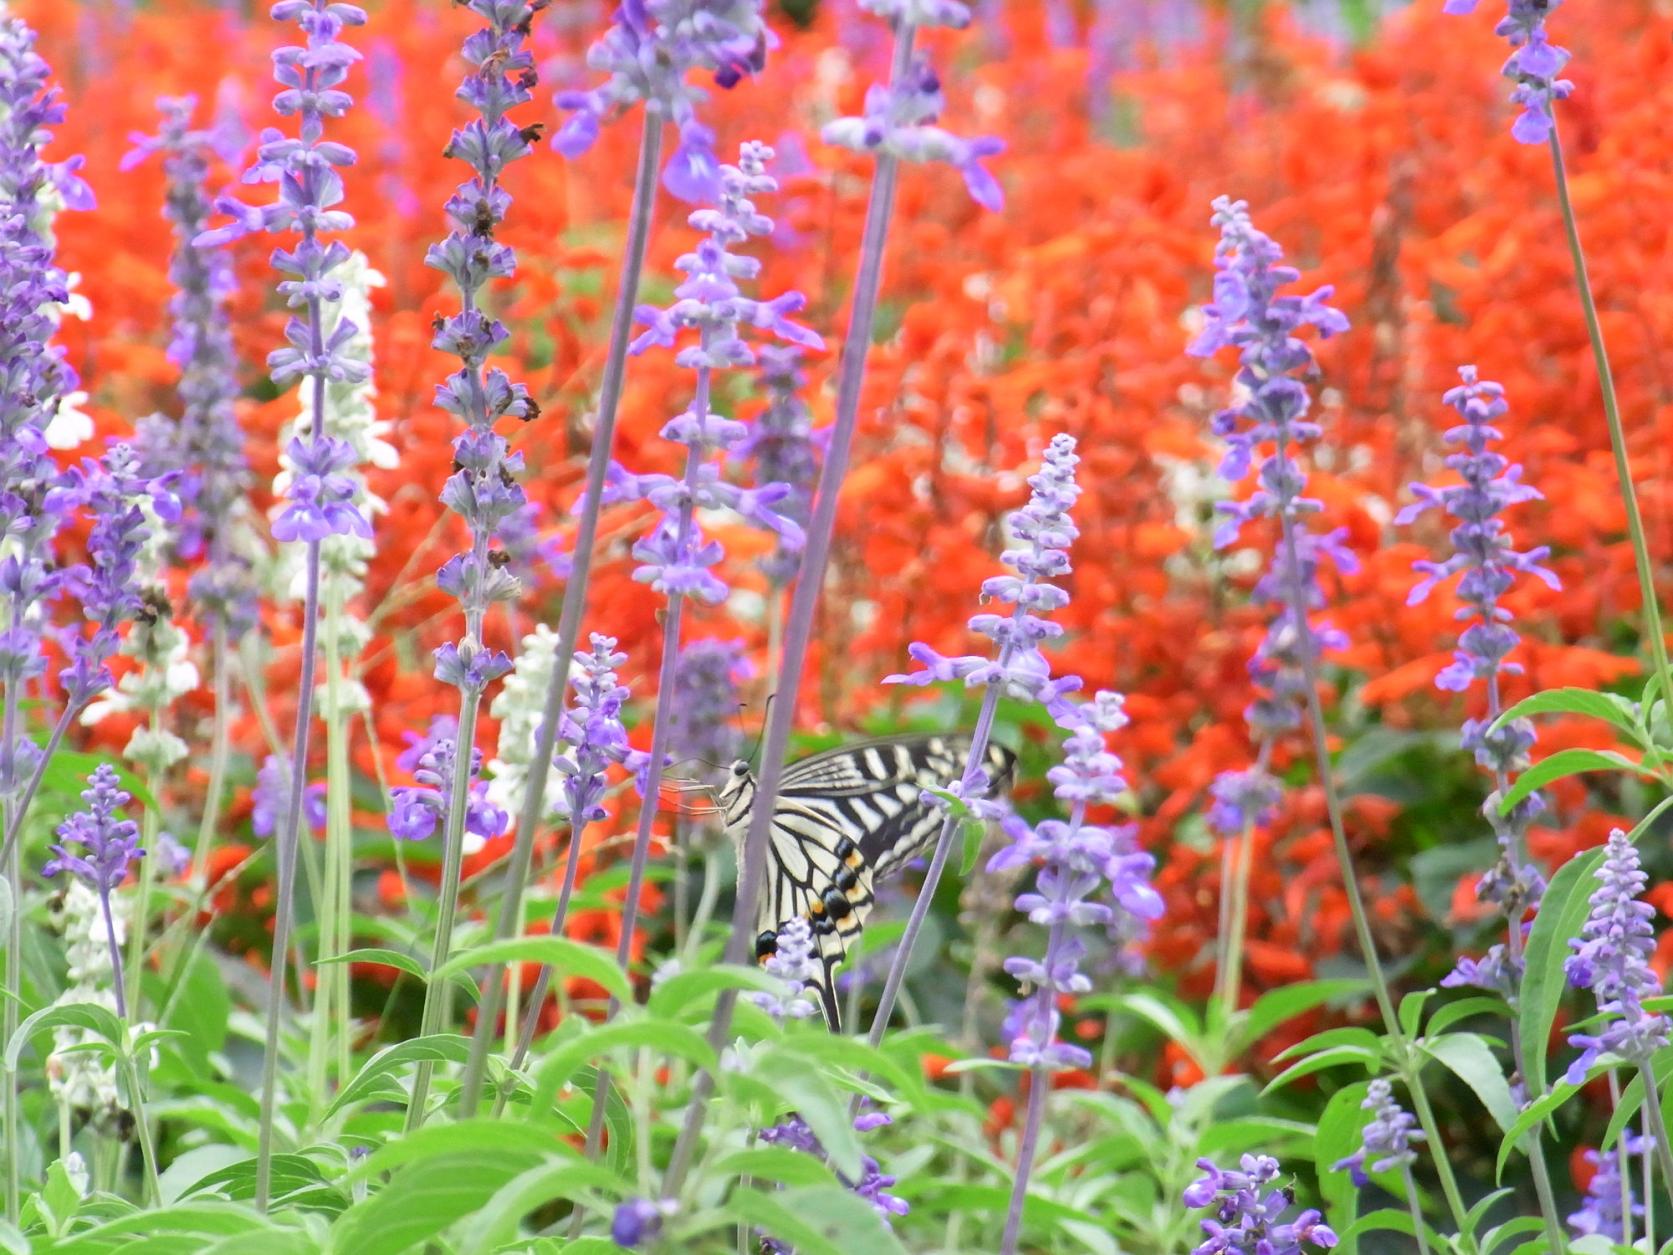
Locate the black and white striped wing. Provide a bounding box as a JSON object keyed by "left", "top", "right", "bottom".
{"left": 756, "top": 734, "right": 1017, "bottom": 1030}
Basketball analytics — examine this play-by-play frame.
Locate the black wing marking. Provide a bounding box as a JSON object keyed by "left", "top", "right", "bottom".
{"left": 751, "top": 734, "right": 1017, "bottom": 1031}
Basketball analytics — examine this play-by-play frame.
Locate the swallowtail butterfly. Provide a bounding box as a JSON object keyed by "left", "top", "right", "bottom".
{"left": 718, "top": 734, "right": 1017, "bottom": 1031}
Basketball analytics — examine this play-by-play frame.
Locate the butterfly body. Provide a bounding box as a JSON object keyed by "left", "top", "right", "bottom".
{"left": 720, "top": 734, "right": 1016, "bottom": 1031}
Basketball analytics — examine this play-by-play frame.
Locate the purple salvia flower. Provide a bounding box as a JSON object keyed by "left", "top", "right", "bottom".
{"left": 1563, "top": 828, "right": 1671, "bottom": 1083}
{"left": 1184, "top": 1154, "right": 1339, "bottom": 1255}
{"left": 556, "top": 635, "right": 649, "bottom": 826}
{"left": 1443, "top": 0, "right": 1572, "bottom": 144}
{"left": 759, "top": 1112, "right": 909, "bottom": 1237}
{"left": 1568, "top": 1135, "right": 1648, "bottom": 1241}
{"left": 1401, "top": 366, "right": 1557, "bottom": 993}
{"left": 273, "top": 433, "right": 371, "bottom": 543}
{"left": 1187, "top": 196, "right": 1350, "bottom": 839}
{"left": 667, "top": 637, "right": 750, "bottom": 775}
{"left": 742, "top": 346, "right": 823, "bottom": 587}
{"left": 747, "top": 914, "right": 820, "bottom": 1022}
{"left": 1331, "top": 1077, "right": 1423, "bottom": 1188}
{"left": 611, "top": 1197, "right": 672, "bottom": 1248}
{"left": 606, "top": 141, "right": 818, "bottom": 604}
{"left": 388, "top": 715, "right": 509, "bottom": 846}
{"left": 198, "top": 0, "right": 370, "bottom": 545}
{"left": 822, "top": 56, "right": 1004, "bottom": 212}
{"left": 0, "top": 9, "right": 87, "bottom": 805}
{"left": 41, "top": 765, "right": 144, "bottom": 1017}
{"left": 428, "top": 0, "right": 541, "bottom": 697}
{"left": 989, "top": 692, "right": 1162, "bottom": 1069}
{"left": 888, "top": 432, "right": 1083, "bottom": 719}
{"left": 554, "top": 1, "right": 775, "bottom": 203}
{"left": 123, "top": 96, "right": 257, "bottom": 633}
{"left": 251, "top": 752, "right": 327, "bottom": 838}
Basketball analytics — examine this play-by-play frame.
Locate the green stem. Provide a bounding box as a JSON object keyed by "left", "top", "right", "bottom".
{"left": 1639, "top": 1063, "right": 1673, "bottom": 1213}
{"left": 191, "top": 620, "right": 233, "bottom": 879}
{"left": 119, "top": 1056, "right": 160, "bottom": 1206}
{"left": 1213, "top": 739, "right": 1272, "bottom": 1026}
{"left": 1401, "top": 1164, "right": 1431, "bottom": 1255}
{"left": 1548, "top": 126, "right": 1673, "bottom": 704}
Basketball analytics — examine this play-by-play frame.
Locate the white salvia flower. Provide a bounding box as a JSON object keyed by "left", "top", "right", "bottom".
{"left": 269, "top": 251, "right": 387, "bottom": 716}
{"left": 47, "top": 882, "right": 125, "bottom": 1120}
{"left": 487, "top": 624, "right": 573, "bottom": 822}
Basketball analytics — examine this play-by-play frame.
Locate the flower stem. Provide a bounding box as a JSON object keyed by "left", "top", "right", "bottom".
{"left": 1213, "top": 738, "right": 1272, "bottom": 1025}
{"left": 255, "top": 536, "right": 323, "bottom": 1212}
{"left": 191, "top": 620, "right": 233, "bottom": 879}
{"left": 1401, "top": 1164, "right": 1431, "bottom": 1255}
{"left": 1638, "top": 1062, "right": 1673, "bottom": 1207}
{"left": 1548, "top": 126, "right": 1673, "bottom": 704}
{"left": 661, "top": 25, "right": 918, "bottom": 1200}
{"left": 456, "top": 112, "right": 664, "bottom": 1115}
{"left": 404, "top": 690, "right": 482, "bottom": 1132}
{"left": 118, "top": 1055, "right": 160, "bottom": 1206}
{"left": 1000, "top": 1064, "right": 1049, "bottom": 1255}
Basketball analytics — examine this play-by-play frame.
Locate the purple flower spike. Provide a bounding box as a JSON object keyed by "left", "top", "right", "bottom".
{"left": 1569, "top": 1135, "right": 1649, "bottom": 1241}
{"left": 1446, "top": 0, "right": 1573, "bottom": 144}
{"left": 388, "top": 715, "right": 508, "bottom": 846}
{"left": 1332, "top": 1078, "right": 1423, "bottom": 1188}
{"left": 556, "top": 635, "right": 649, "bottom": 826}
{"left": 887, "top": 433, "right": 1082, "bottom": 718}
{"left": 1563, "top": 828, "right": 1671, "bottom": 1083}
{"left": 608, "top": 142, "right": 820, "bottom": 605}
{"left": 759, "top": 1112, "right": 908, "bottom": 1242}
{"left": 252, "top": 754, "right": 326, "bottom": 839}
{"left": 1185, "top": 1154, "right": 1339, "bottom": 1255}
{"left": 1189, "top": 197, "right": 1350, "bottom": 842}
{"left": 667, "top": 639, "right": 751, "bottom": 774}
{"left": 743, "top": 346, "right": 824, "bottom": 587}
{"left": 822, "top": 57, "right": 1004, "bottom": 211}
{"left": 554, "top": 1, "right": 775, "bottom": 203}
{"left": 611, "top": 1197, "right": 672, "bottom": 1248}
{"left": 1401, "top": 367, "right": 1556, "bottom": 992}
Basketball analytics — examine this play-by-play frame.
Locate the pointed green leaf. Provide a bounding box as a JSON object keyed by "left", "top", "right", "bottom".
{"left": 1519, "top": 846, "right": 1607, "bottom": 1096}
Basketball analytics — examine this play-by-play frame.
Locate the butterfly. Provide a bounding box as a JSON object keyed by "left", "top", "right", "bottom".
{"left": 717, "top": 734, "right": 1017, "bottom": 1031}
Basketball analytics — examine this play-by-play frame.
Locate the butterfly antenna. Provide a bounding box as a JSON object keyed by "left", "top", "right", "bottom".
{"left": 746, "top": 692, "right": 775, "bottom": 767}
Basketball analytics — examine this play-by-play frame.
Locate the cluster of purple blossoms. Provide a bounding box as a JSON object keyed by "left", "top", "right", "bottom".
{"left": 556, "top": 635, "right": 649, "bottom": 826}
{"left": 1184, "top": 1155, "right": 1338, "bottom": 1255}
{"left": 0, "top": 10, "right": 89, "bottom": 802}
{"left": 759, "top": 1111, "right": 909, "bottom": 1238}
{"left": 554, "top": 0, "right": 773, "bottom": 203}
{"left": 1401, "top": 368, "right": 1558, "bottom": 996}
{"left": 42, "top": 765, "right": 144, "bottom": 1016}
{"left": 1568, "top": 1134, "right": 1648, "bottom": 1241}
{"left": 251, "top": 754, "right": 327, "bottom": 839}
{"left": 742, "top": 346, "right": 823, "bottom": 587}
{"left": 428, "top": 0, "right": 542, "bottom": 698}
{"left": 1186, "top": 196, "right": 1351, "bottom": 837}
{"left": 1332, "top": 1078, "right": 1423, "bottom": 1188}
{"left": 666, "top": 637, "right": 750, "bottom": 775}
{"left": 821, "top": 51, "right": 1004, "bottom": 213}
{"left": 199, "top": 0, "right": 370, "bottom": 548}
{"left": 889, "top": 433, "right": 1083, "bottom": 723}
{"left": 604, "top": 141, "right": 818, "bottom": 605}
{"left": 610, "top": 1196, "right": 673, "bottom": 1249}
{"left": 59, "top": 446, "right": 182, "bottom": 710}
{"left": 746, "top": 914, "right": 820, "bottom": 1022}
{"left": 1563, "top": 828, "right": 1671, "bottom": 1083}
{"left": 122, "top": 96, "right": 256, "bottom": 632}
{"left": 388, "top": 715, "right": 509, "bottom": 845}
{"left": 1443, "top": 0, "right": 1572, "bottom": 145}
{"left": 990, "top": 691, "right": 1161, "bottom": 1068}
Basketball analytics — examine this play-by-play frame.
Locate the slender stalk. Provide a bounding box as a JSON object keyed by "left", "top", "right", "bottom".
{"left": 1644, "top": 1103, "right": 1657, "bottom": 1250}
{"left": 661, "top": 26, "right": 919, "bottom": 1199}
{"left": 0, "top": 701, "right": 75, "bottom": 872}
{"left": 3, "top": 687, "right": 20, "bottom": 1221}
{"left": 1609, "top": 1070, "right": 1634, "bottom": 1249}
{"left": 456, "top": 113, "right": 664, "bottom": 1114}
{"left": 191, "top": 620, "right": 233, "bottom": 878}
{"left": 1548, "top": 127, "right": 1673, "bottom": 704}
{"left": 403, "top": 693, "right": 482, "bottom": 1132}
{"left": 1000, "top": 1065, "right": 1049, "bottom": 1255}
{"left": 1640, "top": 1063, "right": 1673, "bottom": 1211}
{"left": 323, "top": 589, "right": 355, "bottom": 1090}
{"left": 1274, "top": 501, "right": 1476, "bottom": 1246}
{"left": 1213, "top": 738, "right": 1272, "bottom": 1023}
{"left": 118, "top": 1056, "right": 160, "bottom": 1206}
{"left": 1400, "top": 1164, "right": 1431, "bottom": 1255}
{"left": 254, "top": 536, "right": 323, "bottom": 1211}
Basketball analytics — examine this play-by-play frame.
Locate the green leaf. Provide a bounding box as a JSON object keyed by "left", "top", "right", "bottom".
{"left": 1399, "top": 989, "right": 1432, "bottom": 1039}
{"left": 1264, "top": 1043, "right": 1381, "bottom": 1093}
{"left": 1500, "top": 748, "right": 1643, "bottom": 812}
{"left": 431, "top": 935, "right": 629, "bottom": 1004}
{"left": 1314, "top": 1080, "right": 1371, "bottom": 1255}
{"left": 645, "top": 965, "right": 782, "bottom": 1019}
{"left": 40, "top": 1202, "right": 284, "bottom": 1252}
{"left": 1231, "top": 980, "right": 1369, "bottom": 1055}
{"left": 1482, "top": 1216, "right": 1552, "bottom": 1255}
{"left": 1496, "top": 688, "right": 1643, "bottom": 741}
{"left": 714, "top": 1148, "right": 845, "bottom": 1190}
{"left": 331, "top": 1150, "right": 547, "bottom": 1255}
{"left": 1420, "top": 1033, "right": 1518, "bottom": 1131}
{"left": 1497, "top": 1079, "right": 1582, "bottom": 1182}
{"left": 1427, "top": 995, "right": 1511, "bottom": 1038}
{"left": 1602, "top": 1049, "right": 1673, "bottom": 1153}
{"left": 1519, "top": 845, "right": 1608, "bottom": 1096}
{"left": 752, "top": 1051, "right": 864, "bottom": 1180}
{"left": 1108, "top": 991, "right": 1206, "bottom": 1066}
{"left": 729, "top": 1186, "right": 908, "bottom": 1255}
{"left": 326, "top": 1034, "right": 471, "bottom": 1118}
{"left": 529, "top": 1018, "right": 715, "bottom": 1115}
{"left": 451, "top": 1154, "right": 628, "bottom": 1254}
{"left": 4, "top": 1001, "right": 125, "bottom": 1071}
{"left": 314, "top": 948, "right": 428, "bottom": 982}
{"left": 182, "top": 1154, "right": 327, "bottom": 1204}
{"left": 1274, "top": 1026, "right": 1384, "bottom": 1063}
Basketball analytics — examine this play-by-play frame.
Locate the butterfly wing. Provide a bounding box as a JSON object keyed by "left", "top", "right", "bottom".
{"left": 756, "top": 734, "right": 1017, "bottom": 1030}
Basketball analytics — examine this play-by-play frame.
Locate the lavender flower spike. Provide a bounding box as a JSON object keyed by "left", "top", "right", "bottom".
{"left": 42, "top": 765, "right": 145, "bottom": 1018}
{"left": 1563, "top": 828, "right": 1671, "bottom": 1083}
{"left": 1568, "top": 1134, "right": 1648, "bottom": 1241}
{"left": 1184, "top": 1155, "right": 1338, "bottom": 1255}
{"left": 743, "top": 346, "right": 823, "bottom": 587}
{"left": 1332, "top": 1078, "right": 1424, "bottom": 1188}
{"left": 1443, "top": 0, "right": 1573, "bottom": 144}
{"left": 667, "top": 638, "right": 751, "bottom": 776}
{"left": 554, "top": 1, "right": 775, "bottom": 203}
{"left": 759, "top": 1112, "right": 909, "bottom": 1242}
